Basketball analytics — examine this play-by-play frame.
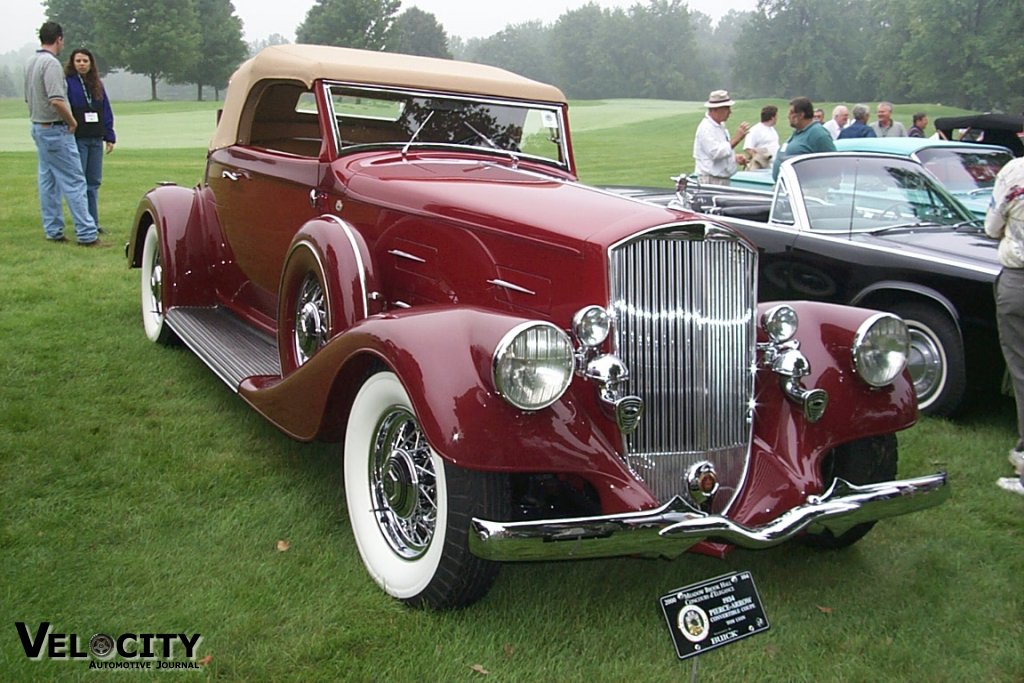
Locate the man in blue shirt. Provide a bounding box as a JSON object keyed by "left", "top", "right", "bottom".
{"left": 772, "top": 97, "right": 836, "bottom": 180}
{"left": 838, "top": 104, "right": 877, "bottom": 141}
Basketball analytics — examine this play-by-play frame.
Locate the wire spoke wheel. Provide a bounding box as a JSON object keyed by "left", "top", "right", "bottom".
{"left": 344, "top": 370, "right": 509, "bottom": 608}
{"left": 370, "top": 408, "right": 438, "bottom": 559}
{"left": 293, "top": 272, "right": 327, "bottom": 365}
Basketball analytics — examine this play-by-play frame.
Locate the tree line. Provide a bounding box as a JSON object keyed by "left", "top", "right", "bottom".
{"left": 43, "top": 0, "right": 247, "bottom": 100}
{"left": 22, "top": 0, "right": 1024, "bottom": 112}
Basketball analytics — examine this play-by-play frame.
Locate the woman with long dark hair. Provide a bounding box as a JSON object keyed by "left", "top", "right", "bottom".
{"left": 65, "top": 48, "right": 115, "bottom": 231}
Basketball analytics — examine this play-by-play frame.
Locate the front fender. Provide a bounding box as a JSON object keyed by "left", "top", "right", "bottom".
{"left": 240, "top": 305, "right": 655, "bottom": 514}
{"left": 729, "top": 300, "right": 918, "bottom": 527}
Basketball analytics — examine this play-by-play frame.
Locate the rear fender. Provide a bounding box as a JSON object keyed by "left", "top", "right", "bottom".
{"left": 127, "top": 184, "right": 218, "bottom": 309}
{"left": 240, "top": 305, "right": 655, "bottom": 514}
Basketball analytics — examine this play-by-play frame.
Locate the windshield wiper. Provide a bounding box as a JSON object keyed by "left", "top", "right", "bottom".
{"left": 951, "top": 218, "right": 985, "bottom": 232}
{"left": 402, "top": 111, "right": 435, "bottom": 157}
{"left": 869, "top": 222, "right": 937, "bottom": 234}
{"left": 462, "top": 122, "right": 520, "bottom": 166}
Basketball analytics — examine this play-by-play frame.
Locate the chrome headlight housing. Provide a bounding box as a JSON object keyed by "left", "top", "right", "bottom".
{"left": 761, "top": 304, "right": 799, "bottom": 343}
{"left": 572, "top": 305, "right": 612, "bottom": 348}
{"left": 852, "top": 313, "right": 910, "bottom": 387}
{"left": 493, "top": 322, "right": 574, "bottom": 410}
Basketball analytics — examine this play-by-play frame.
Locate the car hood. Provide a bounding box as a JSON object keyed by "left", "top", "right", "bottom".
{"left": 862, "top": 226, "right": 1000, "bottom": 276}
{"left": 340, "top": 153, "right": 699, "bottom": 249}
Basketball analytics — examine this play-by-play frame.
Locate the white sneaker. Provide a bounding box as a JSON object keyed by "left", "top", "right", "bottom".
{"left": 997, "top": 477, "right": 1024, "bottom": 496}
{"left": 1010, "top": 448, "right": 1024, "bottom": 475}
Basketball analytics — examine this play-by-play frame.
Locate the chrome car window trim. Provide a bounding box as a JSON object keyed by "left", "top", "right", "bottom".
{"left": 322, "top": 81, "right": 570, "bottom": 172}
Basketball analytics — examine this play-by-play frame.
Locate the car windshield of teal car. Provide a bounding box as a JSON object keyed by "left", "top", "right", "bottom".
{"left": 915, "top": 147, "right": 1011, "bottom": 195}
{"left": 323, "top": 84, "right": 568, "bottom": 168}
{"left": 789, "top": 156, "right": 976, "bottom": 233}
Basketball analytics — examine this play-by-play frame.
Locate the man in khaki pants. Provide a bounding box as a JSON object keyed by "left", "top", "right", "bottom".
{"left": 692, "top": 90, "right": 749, "bottom": 186}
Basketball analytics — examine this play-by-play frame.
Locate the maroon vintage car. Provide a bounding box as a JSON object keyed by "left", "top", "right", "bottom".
{"left": 127, "top": 45, "right": 948, "bottom": 609}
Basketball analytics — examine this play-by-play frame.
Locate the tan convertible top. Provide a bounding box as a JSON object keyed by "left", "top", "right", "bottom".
{"left": 211, "top": 44, "right": 567, "bottom": 151}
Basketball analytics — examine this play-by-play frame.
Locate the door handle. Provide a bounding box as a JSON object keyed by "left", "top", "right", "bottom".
{"left": 309, "top": 188, "right": 329, "bottom": 209}
{"left": 221, "top": 170, "right": 244, "bottom": 181}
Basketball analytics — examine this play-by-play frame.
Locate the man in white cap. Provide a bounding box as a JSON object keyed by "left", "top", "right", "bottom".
{"left": 692, "top": 89, "right": 749, "bottom": 185}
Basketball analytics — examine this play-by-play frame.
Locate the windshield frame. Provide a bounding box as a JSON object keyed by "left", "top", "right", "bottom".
{"left": 774, "top": 152, "right": 976, "bottom": 234}
{"left": 912, "top": 146, "right": 1011, "bottom": 194}
{"left": 320, "top": 80, "right": 571, "bottom": 172}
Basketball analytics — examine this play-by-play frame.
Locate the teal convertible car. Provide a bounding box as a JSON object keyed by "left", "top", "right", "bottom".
{"left": 832, "top": 138, "right": 1011, "bottom": 217}
{"left": 723, "top": 138, "right": 1011, "bottom": 218}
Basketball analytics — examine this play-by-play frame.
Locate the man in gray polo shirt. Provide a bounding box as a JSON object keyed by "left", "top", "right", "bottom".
{"left": 25, "top": 21, "right": 100, "bottom": 246}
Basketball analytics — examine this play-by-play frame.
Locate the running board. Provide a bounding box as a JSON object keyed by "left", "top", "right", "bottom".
{"left": 166, "top": 307, "right": 281, "bottom": 390}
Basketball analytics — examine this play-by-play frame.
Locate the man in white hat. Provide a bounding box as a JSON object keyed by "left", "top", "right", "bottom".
{"left": 692, "top": 89, "right": 750, "bottom": 185}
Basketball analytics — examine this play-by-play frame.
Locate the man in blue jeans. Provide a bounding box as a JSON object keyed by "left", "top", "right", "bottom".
{"left": 24, "top": 21, "right": 100, "bottom": 247}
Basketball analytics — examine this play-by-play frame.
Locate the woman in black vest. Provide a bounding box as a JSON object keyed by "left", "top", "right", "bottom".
{"left": 65, "top": 48, "right": 116, "bottom": 232}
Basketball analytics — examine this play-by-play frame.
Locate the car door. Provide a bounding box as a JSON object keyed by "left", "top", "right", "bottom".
{"left": 208, "top": 146, "right": 322, "bottom": 295}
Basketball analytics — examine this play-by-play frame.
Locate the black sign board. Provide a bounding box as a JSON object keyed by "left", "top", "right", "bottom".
{"left": 659, "top": 571, "right": 770, "bottom": 661}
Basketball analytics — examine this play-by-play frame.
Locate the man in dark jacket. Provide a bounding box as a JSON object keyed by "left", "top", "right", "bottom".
{"left": 838, "top": 104, "right": 877, "bottom": 140}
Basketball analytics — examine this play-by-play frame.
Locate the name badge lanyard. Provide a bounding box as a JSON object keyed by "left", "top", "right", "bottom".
{"left": 79, "top": 75, "right": 93, "bottom": 108}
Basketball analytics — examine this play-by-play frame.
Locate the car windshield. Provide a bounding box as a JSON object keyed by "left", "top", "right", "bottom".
{"left": 790, "top": 156, "right": 974, "bottom": 233}
{"left": 915, "top": 147, "right": 1011, "bottom": 193}
{"left": 324, "top": 84, "right": 567, "bottom": 168}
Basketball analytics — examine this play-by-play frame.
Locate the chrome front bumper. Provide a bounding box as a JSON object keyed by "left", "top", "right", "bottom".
{"left": 468, "top": 473, "right": 948, "bottom": 562}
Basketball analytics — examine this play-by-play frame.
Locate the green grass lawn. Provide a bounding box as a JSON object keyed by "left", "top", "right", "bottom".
{"left": 1, "top": 99, "right": 1021, "bottom": 681}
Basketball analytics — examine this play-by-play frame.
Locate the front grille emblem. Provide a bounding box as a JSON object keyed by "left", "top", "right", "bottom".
{"left": 614, "top": 396, "right": 644, "bottom": 434}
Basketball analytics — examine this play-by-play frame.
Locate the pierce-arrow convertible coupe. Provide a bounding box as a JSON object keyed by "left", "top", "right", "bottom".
{"left": 127, "top": 45, "right": 947, "bottom": 609}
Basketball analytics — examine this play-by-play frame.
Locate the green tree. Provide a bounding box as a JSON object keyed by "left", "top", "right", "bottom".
{"left": 43, "top": 0, "right": 98, "bottom": 49}
{"left": 390, "top": 7, "right": 450, "bottom": 58}
{"left": 181, "top": 0, "right": 247, "bottom": 100}
{"left": 466, "top": 21, "right": 554, "bottom": 85}
{"left": 615, "top": 0, "right": 707, "bottom": 100}
{"left": 696, "top": 9, "right": 753, "bottom": 94}
{"left": 295, "top": 0, "right": 400, "bottom": 50}
{"left": 550, "top": 3, "right": 615, "bottom": 98}
{"left": 860, "top": 0, "right": 1023, "bottom": 110}
{"left": 732, "top": 0, "right": 874, "bottom": 102}
{"left": 93, "top": 0, "right": 201, "bottom": 100}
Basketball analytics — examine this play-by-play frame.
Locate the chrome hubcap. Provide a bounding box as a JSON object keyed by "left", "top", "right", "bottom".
{"left": 370, "top": 408, "right": 437, "bottom": 559}
{"left": 905, "top": 326, "right": 943, "bottom": 404}
{"left": 293, "top": 273, "right": 327, "bottom": 364}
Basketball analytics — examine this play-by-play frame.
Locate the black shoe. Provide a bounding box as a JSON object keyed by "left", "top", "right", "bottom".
{"left": 97, "top": 226, "right": 107, "bottom": 235}
{"left": 47, "top": 235, "right": 67, "bottom": 243}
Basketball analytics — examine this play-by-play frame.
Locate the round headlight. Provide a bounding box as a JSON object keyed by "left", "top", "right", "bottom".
{"left": 493, "top": 322, "right": 574, "bottom": 410}
{"left": 853, "top": 313, "right": 910, "bottom": 387}
{"left": 761, "top": 304, "right": 799, "bottom": 343}
{"left": 572, "top": 305, "right": 611, "bottom": 347}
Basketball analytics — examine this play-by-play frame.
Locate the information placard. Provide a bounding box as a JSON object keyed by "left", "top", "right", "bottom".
{"left": 659, "top": 571, "right": 770, "bottom": 661}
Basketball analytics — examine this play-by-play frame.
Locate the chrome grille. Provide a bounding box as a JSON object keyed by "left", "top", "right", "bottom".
{"left": 609, "top": 223, "right": 757, "bottom": 508}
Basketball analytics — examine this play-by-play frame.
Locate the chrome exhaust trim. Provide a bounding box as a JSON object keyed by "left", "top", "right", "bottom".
{"left": 468, "top": 472, "right": 948, "bottom": 562}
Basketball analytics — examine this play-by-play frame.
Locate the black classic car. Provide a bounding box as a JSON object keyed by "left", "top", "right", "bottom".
{"left": 934, "top": 113, "right": 1024, "bottom": 157}
{"left": 616, "top": 151, "right": 1002, "bottom": 417}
